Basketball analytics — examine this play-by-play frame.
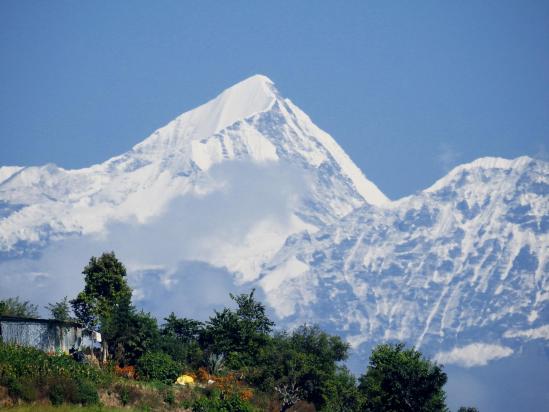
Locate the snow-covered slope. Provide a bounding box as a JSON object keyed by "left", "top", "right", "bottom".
{"left": 2, "top": 75, "right": 547, "bottom": 364}
{"left": 257, "top": 156, "right": 548, "bottom": 360}
{"left": 0, "top": 75, "right": 386, "bottom": 280}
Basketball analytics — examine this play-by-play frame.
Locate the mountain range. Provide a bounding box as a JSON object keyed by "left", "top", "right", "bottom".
{"left": 0, "top": 75, "right": 547, "bottom": 367}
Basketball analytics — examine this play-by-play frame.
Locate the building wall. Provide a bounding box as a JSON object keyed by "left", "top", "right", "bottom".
{"left": 0, "top": 320, "right": 81, "bottom": 353}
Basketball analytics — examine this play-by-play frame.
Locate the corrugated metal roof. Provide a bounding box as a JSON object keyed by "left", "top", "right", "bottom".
{"left": 0, "top": 316, "right": 82, "bottom": 328}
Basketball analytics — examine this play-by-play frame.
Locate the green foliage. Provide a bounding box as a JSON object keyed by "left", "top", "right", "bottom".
{"left": 3, "top": 376, "right": 38, "bottom": 402}
{"left": 321, "top": 367, "right": 364, "bottom": 412}
{"left": 0, "top": 252, "right": 456, "bottom": 411}
{"left": 191, "top": 388, "right": 257, "bottom": 412}
{"left": 201, "top": 289, "right": 274, "bottom": 368}
{"left": 158, "top": 333, "right": 203, "bottom": 368}
{"left": 101, "top": 294, "right": 160, "bottom": 365}
{"left": 254, "top": 325, "right": 350, "bottom": 410}
{"left": 457, "top": 408, "right": 479, "bottom": 412}
{"left": 71, "top": 251, "right": 132, "bottom": 330}
{"left": 162, "top": 312, "right": 204, "bottom": 343}
{"left": 0, "top": 342, "right": 108, "bottom": 385}
{"left": 135, "top": 351, "right": 181, "bottom": 384}
{"left": 0, "top": 296, "right": 39, "bottom": 318}
{"left": 47, "top": 375, "right": 98, "bottom": 405}
{"left": 164, "top": 386, "right": 176, "bottom": 405}
{"left": 113, "top": 382, "right": 141, "bottom": 406}
{"left": 358, "top": 343, "right": 448, "bottom": 412}
{"left": 45, "top": 296, "right": 72, "bottom": 321}
{"left": 207, "top": 352, "right": 226, "bottom": 375}
{"left": 0, "top": 343, "right": 103, "bottom": 405}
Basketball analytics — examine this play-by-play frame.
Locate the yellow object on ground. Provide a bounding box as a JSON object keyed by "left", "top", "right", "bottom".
{"left": 176, "top": 374, "right": 195, "bottom": 385}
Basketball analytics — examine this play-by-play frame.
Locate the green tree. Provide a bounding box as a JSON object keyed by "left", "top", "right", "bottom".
{"left": 201, "top": 289, "right": 274, "bottom": 367}
{"left": 100, "top": 294, "right": 160, "bottom": 365}
{"left": 45, "top": 297, "right": 71, "bottom": 321}
{"left": 160, "top": 313, "right": 204, "bottom": 368}
{"left": 70, "top": 251, "right": 132, "bottom": 330}
{"left": 457, "top": 408, "right": 479, "bottom": 412}
{"left": 0, "top": 297, "right": 38, "bottom": 318}
{"left": 254, "top": 325, "right": 350, "bottom": 410}
{"left": 321, "top": 367, "right": 364, "bottom": 412}
{"left": 358, "top": 343, "right": 448, "bottom": 412}
{"left": 162, "top": 312, "right": 203, "bottom": 343}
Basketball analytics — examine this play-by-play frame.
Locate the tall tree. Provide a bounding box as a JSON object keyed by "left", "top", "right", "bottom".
{"left": 101, "top": 294, "right": 160, "bottom": 365}
{"left": 201, "top": 289, "right": 275, "bottom": 367}
{"left": 70, "top": 251, "right": 132, "bottom": 330}
{"left": 254, "top": 325, "right": 350, "bottom": 410}
{"left": 70, "top": 252, "right": 133, "bottom": 363}
{"left": 358, "top": 343, "right": 448, "bottom": 412}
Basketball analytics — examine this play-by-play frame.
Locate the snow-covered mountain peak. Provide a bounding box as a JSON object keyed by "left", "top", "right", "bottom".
{"left": 0, "top": 75, "right": 388, "bottom": 279}
{"left": 132, "top": 74, "right": 278, "bottom": 155}
{"left": 426, "top": 155, "right": 537, "bottom": 193}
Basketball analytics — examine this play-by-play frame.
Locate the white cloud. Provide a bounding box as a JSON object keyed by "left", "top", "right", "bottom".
{"left": 0, "top": 160, "right": 308, "bottom": 321}
{"left": 434, "top": 343, "right": 514, "bottom": 367}
{"left": 503, "top": 325, "right": 549, "bottom": 340}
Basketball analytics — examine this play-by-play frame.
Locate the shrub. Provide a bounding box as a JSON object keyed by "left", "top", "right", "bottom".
{"left": 15, "top": 378, "right": 39, "bottom": 402}
{"left": 0, "top": 343, "right": 106, "bottom": 405}
{"left": 0, "top": 343, "right": 107, "bottom": 386}
{"left": 47, "top": 375, "right": 78, "bottom": 405}
{"left": 164, "top": 387, "right": 175, "bottom": 405}
{"left": 113, "top": 382, "right": 142, "bottom": 406}
{"left": 114, "top": 364, "right": 136, "bottom": 379}
{"left": 191, "top": 388, "right": 257, "bottom": 412}
{"left": 136, "top": 351, "right": 181, "bottom": 384}
{"left": 76, "top": 379, "right": 99, "bottom": 405}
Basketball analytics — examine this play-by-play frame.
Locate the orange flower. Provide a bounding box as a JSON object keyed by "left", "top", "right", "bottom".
{"left": 114, "top": 364, "right": 136, "bottom": 379}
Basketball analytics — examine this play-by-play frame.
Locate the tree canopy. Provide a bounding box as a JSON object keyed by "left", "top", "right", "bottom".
{"left": 70, "top": 251, "right": 132, "bottom": 330}
{"left": 358, "top": 343, "right": 448, "bottom": 412}
{"left": 45, "top": 296, "right": 72, "bottom": 321}
{"left": 0, "top": 297, "right": 39, "bottom": 318}
{"left": 200, "top": 289, "right": 275, "bottom": 367}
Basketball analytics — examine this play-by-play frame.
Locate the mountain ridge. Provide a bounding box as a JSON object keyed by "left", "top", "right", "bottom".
{"left": 256, "top": 154, "right": 548, "bottom": 362}
{"left": 0, "top": 76, "right": 547, "bottom": 367}
{"left": 0, "top": 75, "right": 385, "bottom": 281}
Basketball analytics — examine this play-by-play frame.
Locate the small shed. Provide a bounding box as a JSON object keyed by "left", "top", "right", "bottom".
{"left": 0, "top": 316, "right": 95, "bottom": 353}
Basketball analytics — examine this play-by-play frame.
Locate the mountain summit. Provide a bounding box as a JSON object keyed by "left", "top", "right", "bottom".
{"left": 0, "top": 75, "right": 387, "bottom": 279}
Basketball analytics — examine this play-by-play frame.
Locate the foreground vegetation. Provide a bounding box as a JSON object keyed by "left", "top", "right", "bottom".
{"left": 0, "top": 252, "right": 478, "bottom": 411}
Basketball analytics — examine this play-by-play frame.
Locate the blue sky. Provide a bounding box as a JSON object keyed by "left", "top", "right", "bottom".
{"left": 1, "top": 0, "right": 548, "bottom": 199}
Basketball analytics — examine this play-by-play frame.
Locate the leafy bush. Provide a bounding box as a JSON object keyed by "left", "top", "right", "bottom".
{"left": 76, "top": 379, "right": 99, "bottom": 405}
{"left": 113, "top": 382, "right": 142, "bottom": 405}
{"left": 46, "top": 375, "right": 97, "bottom": 405}
{"left": 47, "top": 375, "right": 79, "bottom": 405}
{"left": 164, "top": 387, "right": 175, "bottom": 405}
{"left": 191, "top": 388, "right": 257, "bottom": 412}
{"left": 0, "top": 343, "right": 104, "bottom": 405}
{"left": 3, "top": 375, "right": 38, "bottom": 402}
{"left": 0, "top": 343, "right": 107, "bottom": 385}
{"left": 136, "top": 351, "right": 180, "bottom": 384}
